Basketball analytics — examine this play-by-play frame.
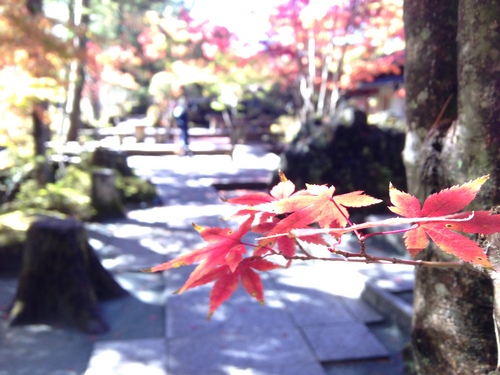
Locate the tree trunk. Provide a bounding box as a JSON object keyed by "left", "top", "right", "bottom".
{"left": 26, "top": 0, "right": 51, "bottom": 186}
{"left": 412, "top": 259, "right": 495, "bottom": 374}
{"left": 9, "top": 218, "right": 127, "bottom": 333}
{"left": 404, "top": 0, "right": 500, "bottom": 373}
{"left": 65, "top": 0, "right": 90, "bottom": 142}
{"left": 66, "top": 60, "right": 86, "bottom": 142}
{"left": 26, "top": 0, "right": 42, "bottom": 15}
{"left": 32, "top": 101, "right": 51, "bottom": 186}
{"left": 403, "top": 0, "right": 458, "bottom": 199}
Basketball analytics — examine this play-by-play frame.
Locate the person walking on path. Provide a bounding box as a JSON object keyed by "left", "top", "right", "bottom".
{"left": 173, "top": 91, "right": 191, "bottom": 156}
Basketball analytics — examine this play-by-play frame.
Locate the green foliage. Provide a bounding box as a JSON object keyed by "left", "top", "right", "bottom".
{"left": 2, "top": 165, "right": 95, "bottom": 220}
{"left": 115, "top": 174, "right": 158, "bottom": 204}
{"left": 2, "top": 157, "right": 160, "bottom": 220}
{"left": 89, "top": 0, "right": 166, "bottom": 41}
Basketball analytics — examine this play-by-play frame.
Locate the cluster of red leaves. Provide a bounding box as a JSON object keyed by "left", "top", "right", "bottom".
{"left": 145, "top": 173, "right": 500, "bottom": 317}
{"left": 388, "top": 175, "right": 500, "bottom": 268}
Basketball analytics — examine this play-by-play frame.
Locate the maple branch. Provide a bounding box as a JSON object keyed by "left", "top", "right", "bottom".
{"left": 142, "top": 175, "right": 500, "bottom": 318}
{"left": 359, "top": 239, "right": 368, "bottom": 257}
{"left": 242, "top": 240, "right": 282, "bottom": 258}
{"left": 328, "top": 246, "right": 356, "bottom": 258}
{"left": 285, "top": 253, "right": 464, "bottom": 268}
{"left": 258, "top": 212, "right": 476, "bottom": 240}
{"left": 291, "top": 239, "right": 465, "bottom": 268}
{"left": 295, "top": 237, "right": 315, "bottom": 258}
{"left": 360, "top": 223, "right": 420, "bottom": 241}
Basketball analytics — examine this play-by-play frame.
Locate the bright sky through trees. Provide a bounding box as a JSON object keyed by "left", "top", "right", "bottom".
{"left": 188, "top": 0, "right": 287, "bottom": 49}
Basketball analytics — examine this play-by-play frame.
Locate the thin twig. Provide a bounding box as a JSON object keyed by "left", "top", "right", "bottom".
{"left": 361, "top": 224, "right": 419, "bottom": 240}
{"left": 295, "top": 238, "right": 315, "bottom": 258}
{"left": 258, "top": 212, "right": 476, "bottom": 240}
{"left": 285, "top": 254, "right": 464, "bottom": 268}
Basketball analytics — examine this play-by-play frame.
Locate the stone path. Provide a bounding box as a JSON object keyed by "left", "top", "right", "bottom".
{"left": 0, "top": 144, "right": 414, "bottom": 375}
{"left": 85, "top": 145, "right": 413, "bottom": 375}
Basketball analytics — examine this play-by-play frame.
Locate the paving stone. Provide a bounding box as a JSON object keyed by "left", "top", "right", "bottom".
{"left": 85, "top": 338, "right": 167, "bottom": 375}
{"left": 86, "top": 221, "right": 171, "bottom": 272}
{"left": 268, "top": 264, "right": 362, "bottom": 326}
{"left": 210, "top": 361, "right": 327, "bottom": 375}
{"left": 167, "top": 328, "right": 325, "bottom": 375}
{"left": 270, "top": 260, "right": 370, "bottom": 299}
{"left": 276, "top": 288, "right": 356, "bottom": 326}
{"left": 340, "top": 297, "right": 384, "bottom": 324}
{"left": 1, "top": 149, "right": 413, "bottom": 375}
{"left": 96, "top": 290, "right": 165, "bottom": 340}
{"left": 301, "top": 322, "right": 389, "bottom": 362}
{"left": 165, "top": 278, "right": 294, "bottom": 339}
{"left": 0, "top": 321, "right": 93, "bottom": 375}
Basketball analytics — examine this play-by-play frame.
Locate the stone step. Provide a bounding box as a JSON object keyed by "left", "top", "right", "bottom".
{"left": 362, "top": 278, "right": 414, "bottom": 334}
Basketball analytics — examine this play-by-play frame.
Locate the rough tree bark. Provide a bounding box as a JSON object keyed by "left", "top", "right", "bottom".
{"left": 403, "top": 0, "right": 458, "bottom": 200}
{"left": 404, "top": 0, "right": 500, "bottom": 373}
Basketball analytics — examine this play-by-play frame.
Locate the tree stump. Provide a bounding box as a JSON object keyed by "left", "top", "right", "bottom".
{"left": 91, "top": 168, "right": 126, "bottom": 221}
{"left": 9, "top": 218, "right": 127, "bottom": 334}
{"left": 92, "top": 147, "right": 133, "bottom": 177}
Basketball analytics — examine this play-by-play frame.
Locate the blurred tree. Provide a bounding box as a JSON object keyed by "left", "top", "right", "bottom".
{"left": 25, "top": 0, "right": 52, "bottom": 184}
{"left": 0, "top": 0, "right": 74, "bottom": 184}
{"left": 0, "top": 1, "right": 72, "bottom": 115}
{"left": 138, "top": 4, "right": 244, "bottom": 129}
{"left": 80, "top": 0, "right": 178, "bottom": 126}
{"left": 260, "top": 0, "right": 404, "bottom": 127}
{"left": 139, "top": 5, "right": 235, "bottom": 84}
{"left": 1, "top": 0, "right": 406, "bottom": 143}
{"left": 64, "top": 0, "right": 89, "bottom": 142}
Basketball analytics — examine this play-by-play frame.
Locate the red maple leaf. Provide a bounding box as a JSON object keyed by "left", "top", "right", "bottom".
{"left": 388, "top": 175, "right": 500, "bottom": 268}
{"left": 226, "top": 173, "right": 372, "bottom": 255}
{"left": 257, "top": 184, "right": 381, "bottom": 237}
{"left": 251, "top": 217, "right": 328, "bottom": 257}
{"left": 225, "top": 171, "right": 296, "bottom": 215}
{"left": 168, "top": 257, "right": 282, "bottom": 318}
{"left": 143, "top": 215, "right": 255, "bottom": 290}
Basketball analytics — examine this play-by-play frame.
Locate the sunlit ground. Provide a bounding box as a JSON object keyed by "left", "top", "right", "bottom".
{"left": 0, "top": 146, "right": 412, "bottom": 375}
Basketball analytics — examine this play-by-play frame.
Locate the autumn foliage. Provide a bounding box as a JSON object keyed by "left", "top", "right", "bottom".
{"left": 145, "top": 173, "right": 500, "bottom": 317}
